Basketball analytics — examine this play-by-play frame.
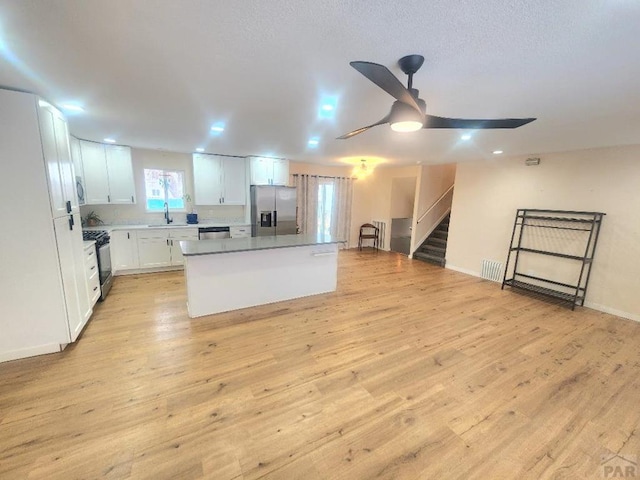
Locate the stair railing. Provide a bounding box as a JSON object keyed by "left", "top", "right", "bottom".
{"left": 410, "top": 185, "right": 454, "bottom": 256}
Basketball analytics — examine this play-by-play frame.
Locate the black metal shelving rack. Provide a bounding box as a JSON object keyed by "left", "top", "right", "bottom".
{"left": 501, "top": 209, "right": 605, "bottom": 310}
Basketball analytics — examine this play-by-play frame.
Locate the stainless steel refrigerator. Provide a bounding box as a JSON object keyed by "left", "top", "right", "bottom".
{"left": 250, "top": 186, "right": 297, "bottom": 237}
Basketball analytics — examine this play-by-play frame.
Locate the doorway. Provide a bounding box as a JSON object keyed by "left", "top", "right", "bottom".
{"left": 390, "top": 177, "right": 416, "bottom": 255}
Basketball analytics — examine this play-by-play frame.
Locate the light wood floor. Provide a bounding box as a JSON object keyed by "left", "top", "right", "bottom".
{"left": 1, "top": 250, "right": 640, "bottom": 479}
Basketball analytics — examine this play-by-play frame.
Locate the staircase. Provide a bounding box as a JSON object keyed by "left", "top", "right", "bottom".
{"left": 413, "top": 215, "right": 449, "bottom": 267}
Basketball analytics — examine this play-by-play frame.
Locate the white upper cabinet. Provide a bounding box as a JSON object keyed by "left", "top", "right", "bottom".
{"left": 81, "top": 140, "right": 110, "bottom": 204}
{"left": 38, "top": 102, "right": 78, "bottom": 216}
{"left": 193, "top": 153, "right": 223, "bottom": 205}
{"left": 80, "top": 140, "right": 135, "bottom": 205}
{"left": 272, "top": 159, "right": 289, "bottom": 186}
{"left": 249, "top": 157, "right": 271, "bottom": 185}
{"left": 193, "top": 154, "right": 246, "bottom": 205}
{"left": 105, "top": 145, "right": 136, "bottom": 204}
{"left": 249, "top": 157, "right": 289, "bottom": 186}
{"left": 221, "top": 157, "right": 247, "bottom": 205}
{"left": 70, "top": 135, "right": 83, "bottom": 180}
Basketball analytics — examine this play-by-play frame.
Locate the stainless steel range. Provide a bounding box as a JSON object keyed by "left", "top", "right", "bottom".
{"left": 82, "top": 230, "right": 113, "bottom": 301}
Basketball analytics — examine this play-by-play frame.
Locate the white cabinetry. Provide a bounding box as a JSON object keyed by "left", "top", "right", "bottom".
{"left": 80, "top": 140, "right": 136, "bottom": 205}
{"left": 136, "top": 228, "right": 198, "bottom": 268}
{"left": 70, "top": 136, "right": 85, "bottom": 205}
{"left": 230, "top": 225, "right": 251, "bottom": 238}
{"left": 249, "top": 157, "right": 289, "bottom": 186}
{"left": 84, "top": 242, "right": 101, "bottom": 306}
{"left": 80, "top": 140, "right": 110, "bottom": 204}
{"left": 105, "top": 145, "right": 136, "bottom": 204}
{"left": 272, "top": 159, "right": 289, "bottom": 185}
{"left": 39, "top": 104, "right": 78, "bottom": 217}
{"left": 193, "top": 154, "right": 246, "bottom": 205}
{"left": 70, "top": 135, "right": 83, "bottom": 180}
{"left": 110, "top": 230, "right": 140, "bottom": 272}
{"left": 170, "top": 229, "right": 199, "bottom": 266}
{"left": 0, "top": 89, "right": 90, "bottom": 362}
{"left": 137, "top": 229, "right": 172, "bottom": 268}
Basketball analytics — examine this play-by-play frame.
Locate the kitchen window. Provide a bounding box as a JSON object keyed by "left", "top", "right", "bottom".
{"left": 144, "top": 168, "right": 185, "bottom": 211}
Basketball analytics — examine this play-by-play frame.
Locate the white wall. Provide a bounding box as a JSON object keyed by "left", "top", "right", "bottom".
{"left": 447, "top": 144, "right": 640, "bottom": 321}
{"left": 390, "top": 177, "right": 417, "bottom": 218}
{"left": 80, "top": 148, "right": 246, "bottom": 225}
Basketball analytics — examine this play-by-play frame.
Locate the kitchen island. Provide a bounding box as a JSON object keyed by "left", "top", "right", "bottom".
{"left": 181, "top": 234, "right": 341, "bottom": 318}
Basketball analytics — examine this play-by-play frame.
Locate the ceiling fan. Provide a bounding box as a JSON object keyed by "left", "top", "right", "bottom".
{"left": 337, "top": 54, "right": 536, "bottom": 139}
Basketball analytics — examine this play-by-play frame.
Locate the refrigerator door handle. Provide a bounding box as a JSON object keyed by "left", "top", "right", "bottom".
{"left": 273, "top": 210, "right": 277, "bottom": 227}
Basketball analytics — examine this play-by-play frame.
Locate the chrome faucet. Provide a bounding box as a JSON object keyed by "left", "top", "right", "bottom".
{"left": 164, "top": 202, "right": 173, "bottom": 224}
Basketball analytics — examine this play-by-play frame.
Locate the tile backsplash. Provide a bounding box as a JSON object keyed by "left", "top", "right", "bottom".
{"left": 80, "top": 204, "right": 247, "bottom": 226}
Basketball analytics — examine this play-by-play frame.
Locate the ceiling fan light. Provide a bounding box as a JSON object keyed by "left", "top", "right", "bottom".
{"left": 390, "top": 120, "right": 423, "bottom": 133}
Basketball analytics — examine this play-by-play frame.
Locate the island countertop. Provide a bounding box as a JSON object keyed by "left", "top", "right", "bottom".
{"left": 180, "top": 233, "right": 343, "bottom": 256}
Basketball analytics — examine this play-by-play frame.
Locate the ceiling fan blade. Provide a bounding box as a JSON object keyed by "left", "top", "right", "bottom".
{"left": 350, "top": 61, "right": 421, "bottom": 113}
{"left": 424, "top": 115, "right": 536, "bottom": 129}
{"left": 336, "top": 115, "right": 390, "bottom": 140}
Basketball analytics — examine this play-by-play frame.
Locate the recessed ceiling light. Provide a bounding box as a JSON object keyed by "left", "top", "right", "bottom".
{"left": 60, "top": 103, "right": 84, "bottom": 113}
{"left": 195, "top": 147, "right": 205, "bottom": 153}
{"left": 319, "top": 96, "right": 338, "bottom": 119}
{"left": 461, "top": 134, "right": 472, "bottom": 141}
{"left": 493, "top": 150, "right": 503, "bottom": 155}
{"left": 210, "top": 122, "right": 225, "bottom": 134}
{"left": 307, "top": 137, "right": 319, "bottom": 147}
{"left": 103, "top": 138, "right": 116, "bottom": 144}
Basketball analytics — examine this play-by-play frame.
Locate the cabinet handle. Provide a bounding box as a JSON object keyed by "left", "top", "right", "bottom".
{"left": 127, "top": 232, "right": 130, "bottom": 239}
{"left": 131, "top": 196, "right": 134, "bottom": 203}
{"left": 222, "top": 197, "right": 224, "bottom": 203}
{"left": 166, "top": 239, "right": 169, "bottom": 246}
{"left": 108, "top": 195, "right": 111, "bottom": 203}
{"left": 91, "top": 265, "right": 96, "bottom": 270}
{"left": 68, "top": 216, "right": 74, "bottom": 231}
{"left": 93, "top": 286, "right": 98, "bottom": 291}
{"left": 66, "top": 200, "right": 72, "bottom": 213}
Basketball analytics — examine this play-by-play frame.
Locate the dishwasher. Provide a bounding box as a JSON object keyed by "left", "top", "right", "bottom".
{"left": 198, "top": 226, "right": 231, "bottom": 240}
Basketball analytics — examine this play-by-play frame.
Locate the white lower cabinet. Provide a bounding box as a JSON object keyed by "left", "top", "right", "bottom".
{"left": 84, "top": 242, "right": 101, "bottom": 306}
{"left": 135, "top": 228, "right": 199, "bottom": 269}
{"left": 170, "top": 230, "right": 199, "bottom": 266}
{"left": 230, "top": 225, "right": 251, "bottom": 238}
{"left": 111, "top": 230, "right": 140, "bottom": 272}
{"left": 138, "top": 231, "right": 172, "bottom": 268}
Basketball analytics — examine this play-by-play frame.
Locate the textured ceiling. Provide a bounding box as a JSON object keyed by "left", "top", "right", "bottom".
{"left": 1, "top": 0, "right": 639, "bottom": 166}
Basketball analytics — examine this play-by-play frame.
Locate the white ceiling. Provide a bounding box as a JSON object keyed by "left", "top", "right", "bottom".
{"left": 1, "top": 0, "right": 639, "bottom": 166}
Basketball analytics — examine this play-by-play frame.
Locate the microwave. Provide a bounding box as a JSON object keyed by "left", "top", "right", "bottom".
{"left": 76, "top": 175, "right": 85, "bottom": 205}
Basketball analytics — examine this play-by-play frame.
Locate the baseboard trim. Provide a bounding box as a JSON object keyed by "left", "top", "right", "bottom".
{"left": 446, "top": 264, "right": 639, "bottom": 322}
{"left": 0, "top": 343, "right": 62, "bottom": 363}
{"left": 445, "top": 264, "right": 480, "bottom": 278}
{"left": 114, "top": 266, "right": 184, "bottom": 276}
{"left": 583, "top": 302, "right": 640, "bottom": 323}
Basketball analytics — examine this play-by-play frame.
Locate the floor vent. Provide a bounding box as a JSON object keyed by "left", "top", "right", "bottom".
{"left": 373, "top": 220, "right": 387, "bottom": 249}
{"left": 481, "top": 259, "right": 503, "bottom": 282}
